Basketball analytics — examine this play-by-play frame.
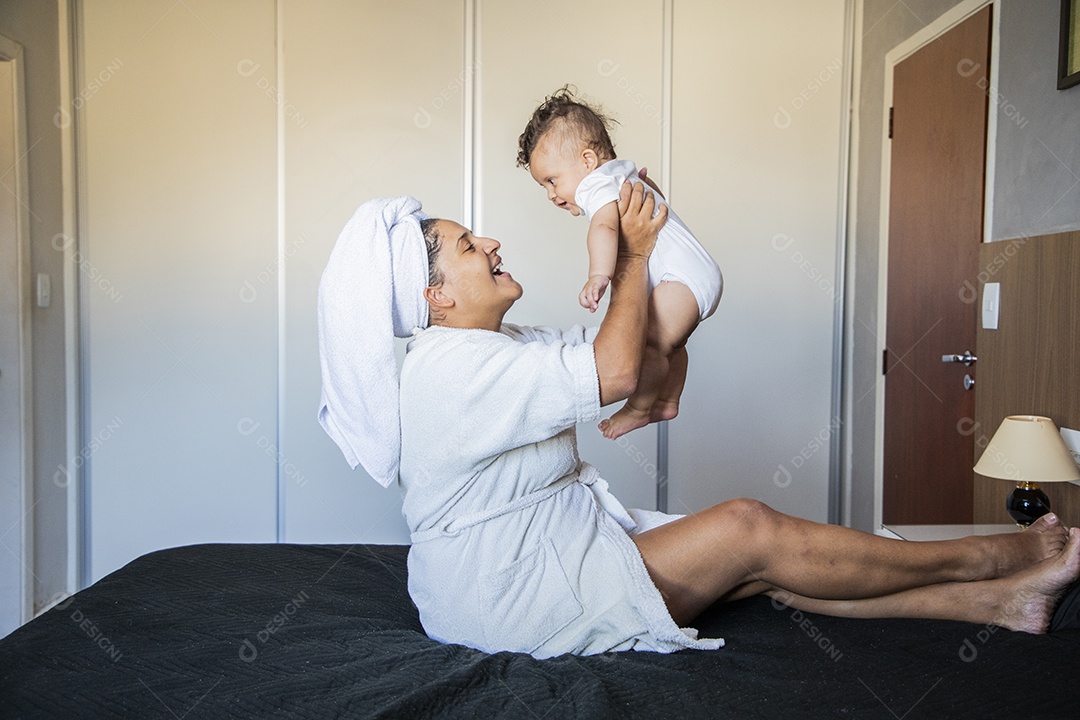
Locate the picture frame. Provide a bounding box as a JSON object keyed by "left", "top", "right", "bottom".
{"left": 1060, "top": 0, "right": 1080, "bottom": 89}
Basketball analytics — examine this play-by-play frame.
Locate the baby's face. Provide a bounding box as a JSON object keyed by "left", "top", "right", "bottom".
{"left": 528, "top": 135, "right": 594, "bottom": 217}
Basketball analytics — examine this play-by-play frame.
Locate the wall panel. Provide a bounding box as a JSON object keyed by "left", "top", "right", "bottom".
{"left": 479, "top": 0, "right": 666, "bottom": 511}
{"left": 82, "top": 0, "right": 279, "bottom": 580}
{"left": 669, "top": 0, "right": 846, "bottom": 520}
{"left": 281, "top": 0, "right": 465, "bottom": 542}
{"left": 974, "top": 231, "right": 1080, "bottom": 525}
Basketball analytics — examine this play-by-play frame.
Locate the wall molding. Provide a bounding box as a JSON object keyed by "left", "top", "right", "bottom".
{"left": 655, "top": 0, "right": 674, "bottom": 513}
{"left": 275, "top": 0, "right": 286, "bottom": 542}
{"left": 64, "top": 0, "right": 92, "bottom": 591}
{"left": 464, "top": 0, "right": 479, "bottom": 234}
{"left": 831, "top": 0, "right": 857, "bottom": 526}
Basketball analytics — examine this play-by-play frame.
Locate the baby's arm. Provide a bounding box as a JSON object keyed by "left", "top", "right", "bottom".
{"left": 579, "top": 201, "right": 620, "bottom": 312}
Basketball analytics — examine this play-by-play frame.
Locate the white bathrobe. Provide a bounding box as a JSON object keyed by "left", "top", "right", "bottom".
{"left": 399, "top": 322, "right": 724, "bottom": 658}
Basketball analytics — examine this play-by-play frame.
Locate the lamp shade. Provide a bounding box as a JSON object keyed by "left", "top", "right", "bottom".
{"left": 973, "top": 415, "right": 1080, "bottom": 482}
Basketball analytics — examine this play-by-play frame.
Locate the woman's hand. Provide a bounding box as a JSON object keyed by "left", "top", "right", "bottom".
{"left": 593, "top": 182, "right": 663, "bottom": 406}
{"left": 616, "top": 180, "right": 667, "bottom": 259}
{"left": 637, "top": 166, "right": 666, "bottom": 200}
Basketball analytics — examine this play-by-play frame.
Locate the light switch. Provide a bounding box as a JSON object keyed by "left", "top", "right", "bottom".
{"left": 36, "top": 273, "right": 51, "bottom": 308}
{"left": 982, "top": 282, "right": 999, "bottom": 329}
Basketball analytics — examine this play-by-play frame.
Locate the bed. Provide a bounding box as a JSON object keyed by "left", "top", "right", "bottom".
{"left": 2, "top": 542, "right": 1079, "bottom": 719}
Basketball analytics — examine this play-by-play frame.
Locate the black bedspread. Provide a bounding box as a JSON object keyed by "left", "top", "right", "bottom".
{"left": 2, "top": 543, "right": 1078, "bottom": 719}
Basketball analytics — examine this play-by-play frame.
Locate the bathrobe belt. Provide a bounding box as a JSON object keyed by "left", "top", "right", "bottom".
{"left": 409, "top": 462, "right": 638, "bottom": 544}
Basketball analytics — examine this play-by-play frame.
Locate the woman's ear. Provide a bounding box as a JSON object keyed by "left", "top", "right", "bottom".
{"left": 424, "top": 285, "right": 454, "bottom": 311}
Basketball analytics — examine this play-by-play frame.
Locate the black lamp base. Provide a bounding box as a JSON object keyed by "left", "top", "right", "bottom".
{"left": 1006, "top": 482, "right": 1051, "bottom": 527}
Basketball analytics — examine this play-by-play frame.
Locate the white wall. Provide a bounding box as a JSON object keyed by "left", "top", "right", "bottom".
{"left": 479, "top": 0, "right": 667, "bottom": 511}
{"left": 280, "top": 0, "right": 466, "bottom": 543}
{"left": 0, "top": 43, "right": 31, "bottom": 636}
{"left": 991, "top": 0, "right": 1080, "bottom": 240}
{"left": 81, "top": 0, "right": 280, "bottom": 580}
{"left": 668, "top": 0, "right": 846, "bottom": 519}
{"left": 0, "top": 0, "right": 71, "bottom": 620}
{"left": 78, "top": 0, "right": 848, "bottom": 581}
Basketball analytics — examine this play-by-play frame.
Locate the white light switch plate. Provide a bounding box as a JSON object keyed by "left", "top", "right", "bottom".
{"left": 982, "top": 282, "right": 1000, "bottom": 329}
{"left": 36, "top": 273, "right": 51, "bottom": 308}
{"left": 1061, "top": 427, "right": 1080, "bottom": 487}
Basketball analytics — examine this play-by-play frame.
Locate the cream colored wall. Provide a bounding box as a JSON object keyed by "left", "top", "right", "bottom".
{"left": 79, "top": 0, "right": 848, "bottom": 580}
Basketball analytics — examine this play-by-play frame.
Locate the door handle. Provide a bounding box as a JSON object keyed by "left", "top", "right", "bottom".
{"left": 942, "top": 350, "right": 977, "bottom": 366}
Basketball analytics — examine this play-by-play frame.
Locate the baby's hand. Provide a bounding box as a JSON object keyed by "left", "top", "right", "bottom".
{"left": 579, "top": 275, "right": 610, "bottom": 313}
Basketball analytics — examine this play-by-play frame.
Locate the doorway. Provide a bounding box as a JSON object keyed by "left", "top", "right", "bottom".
{"left": 878, "top": 5, "right": 992, "bottom": 526}
{"left": 0, "top": 32, "right": 31, "bottom": 637}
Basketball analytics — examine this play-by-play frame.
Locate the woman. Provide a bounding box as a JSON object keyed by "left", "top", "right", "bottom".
{"left": 317, "top": 185, "right": 1080, "bottom": 659}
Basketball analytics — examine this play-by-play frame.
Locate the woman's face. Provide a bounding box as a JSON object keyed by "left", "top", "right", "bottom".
{"left": 428, "top": 220, "right": 522, "bottom": 328}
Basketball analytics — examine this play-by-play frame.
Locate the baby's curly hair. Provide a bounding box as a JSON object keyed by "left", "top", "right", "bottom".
{"left": 516, "top": 85, "right": 617, "bottom": 168}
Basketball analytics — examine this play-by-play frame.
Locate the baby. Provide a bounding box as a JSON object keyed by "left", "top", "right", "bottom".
{"left": 517, "top": 86, "right": 723, "bottom": 440}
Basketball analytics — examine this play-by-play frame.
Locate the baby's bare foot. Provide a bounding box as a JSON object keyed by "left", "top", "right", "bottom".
{"left": 984, "top": 513, "right": 1069, "bottom": 578}
{"left": 599, "top": 404, "right": 651, "bottom": 440}
{"left": 994, "top": 527, "right": 1080, "bottom": 634}
{"left": 649, "top": 401, "right": 679, "bottom": 423}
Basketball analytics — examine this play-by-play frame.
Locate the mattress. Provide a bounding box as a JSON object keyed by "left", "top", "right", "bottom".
{"left": 2, "top": 543, "right": 1078, "bottom": 718}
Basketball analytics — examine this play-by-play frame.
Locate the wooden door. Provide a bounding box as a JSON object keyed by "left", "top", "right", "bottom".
{"left": 883, "top": 8, "right": 991, "bottom": 525}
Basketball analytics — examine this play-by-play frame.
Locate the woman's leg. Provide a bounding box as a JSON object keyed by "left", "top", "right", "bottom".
{"left": 632, "top": 497, "right": 1070, "bottom": 625}
{"left": 765, "top": 530, "right": 1080, "bottom": 633}
{"left": 599, "top": 281, "right": 698, "bottom": 439}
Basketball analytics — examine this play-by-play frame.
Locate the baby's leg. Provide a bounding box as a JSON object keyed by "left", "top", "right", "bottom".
{"left": 650, "top": 346, "right": 687, "bottom": 423}
{"left": 599, "top": 281, "right": 699, "bottom": 440}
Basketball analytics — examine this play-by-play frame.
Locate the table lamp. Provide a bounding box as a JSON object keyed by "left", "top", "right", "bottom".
{"left": 973, "top": 415, "right": 1080, "bottom": 527}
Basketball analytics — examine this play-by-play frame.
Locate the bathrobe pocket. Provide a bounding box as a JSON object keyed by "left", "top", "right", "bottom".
{"left": 479, "top": 537, "right": 584, "bottom": 654}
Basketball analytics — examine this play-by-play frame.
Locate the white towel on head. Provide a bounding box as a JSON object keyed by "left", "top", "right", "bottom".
{"left": 317, "top": 196, "right": 429, "bottom": 487}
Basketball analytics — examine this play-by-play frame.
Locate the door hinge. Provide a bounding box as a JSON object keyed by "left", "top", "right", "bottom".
{"left": 883, "top": 348, "right": 889, "bottom": 375}
{"left": 888, "top": 107, "right": 894, "bottom": 139}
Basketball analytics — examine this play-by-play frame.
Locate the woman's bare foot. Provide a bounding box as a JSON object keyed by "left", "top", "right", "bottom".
{"left": 992, "top": 527, "right": 1080, "bottom": 634}
{"left": 599, "top": 403, "right": 651, "bottom": 439}
{"left": 979, "top": 513, "right": 1069, "bottom": 579}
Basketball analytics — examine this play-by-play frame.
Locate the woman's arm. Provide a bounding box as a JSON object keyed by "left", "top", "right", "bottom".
{"left": 593, "top": 182, "right": 666, "bottom": 405}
